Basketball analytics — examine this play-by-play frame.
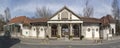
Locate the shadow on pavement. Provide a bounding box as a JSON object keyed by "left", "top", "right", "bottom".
{"left": 0, "top": 31, "right": 20, "bottom": 48}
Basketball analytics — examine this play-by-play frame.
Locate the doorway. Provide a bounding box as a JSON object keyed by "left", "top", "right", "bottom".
{"left": 73, "top": 24, "right": 80, "bottom": 37}
{"left": 51, "top": 24, "right": 58, "bottom": 37}
{"left": 61, "top": 24, "right": 69, "bottom": 37}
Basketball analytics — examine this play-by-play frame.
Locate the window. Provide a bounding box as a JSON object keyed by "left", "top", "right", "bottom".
{"left": 41, "top": 28, "right": 43, "bottom": 31}
{"left": 96, "top": 28, "right": 98, "bottom": 31}
{"left": 112, "top": 29, "right": 114, "bottom": 34}
{"left": 88, "top": 28, "right": 90, "bottom": 32}
{"left": 61, "top": 11, "right": 68, "bottom": 20}
{"left": 109, "top": 28, "right": 114, "bottom": 34}
{"left": 26, "top": 32, "right": 28, "bottom": 34}
{"left": 33, "top": 28, "right": 36, "bottom": 31}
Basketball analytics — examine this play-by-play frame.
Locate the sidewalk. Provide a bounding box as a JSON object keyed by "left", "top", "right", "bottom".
{"left": 20, "top": 36, "right": 120, "bottom": 45}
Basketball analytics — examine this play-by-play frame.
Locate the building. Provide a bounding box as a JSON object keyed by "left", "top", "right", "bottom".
{"left": 4, "top": 7, "right": 115, "bottom": 40}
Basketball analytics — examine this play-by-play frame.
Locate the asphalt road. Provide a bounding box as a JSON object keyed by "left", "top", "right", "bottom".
{"left": 1, "top": 35, "right": 120, "bottom": 48}
{"left": 11, "top": 41, "right": 120, "bottom": 48}
{"left": 0, "top": 36, "right": 20, "bottom": 48}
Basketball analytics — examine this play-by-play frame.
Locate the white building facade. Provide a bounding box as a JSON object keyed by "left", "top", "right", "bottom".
{"left": 5, "top": 7, "right": 116, "bottom": 40}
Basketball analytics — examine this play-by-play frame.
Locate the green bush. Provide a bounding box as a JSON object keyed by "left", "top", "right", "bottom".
{"left": 80, "top": 35, "right": 84, "bottom": 40}
{"left": 57, "top": 35, "right": 60, "bottom": 38}
{"left": 69, "top": 35, "right": 73, "bottom": 39}
{"left": 46, "top": 35, "right": 49, "bottom": 38}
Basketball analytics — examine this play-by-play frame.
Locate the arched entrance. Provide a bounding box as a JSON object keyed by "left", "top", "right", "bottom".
{"left": 51, "top": 24, "right": 58, "bottom": 37}
{"left": 112, "top": 28, "right": 114, "bottom": 35}
{"left": 73, "top": 24, "right": 80, "bottom": 37}
{"left": 61, "top": 24, "right": 69, "bottom": 37}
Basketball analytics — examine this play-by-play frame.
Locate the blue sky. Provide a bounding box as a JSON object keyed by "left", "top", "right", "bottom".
{"left": 0, "top": 0, "right": 118, "bottom": 18}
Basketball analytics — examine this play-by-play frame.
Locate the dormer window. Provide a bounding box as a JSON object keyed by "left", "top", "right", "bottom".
{"left": 61, "top": 11, "right": 68, "bottom": 20}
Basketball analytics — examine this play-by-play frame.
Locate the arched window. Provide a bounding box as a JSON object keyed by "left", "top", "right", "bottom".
{"left": 88, "top": 28, "right": 90, "bottom": 32}
{"left": 96, "top": 28, "right": 98, "bottom": 31}
{"left": 41, "top": 28, "right": 43, "bottom": 31}
{"left": 33, "top": 28, "right": 36, "bottom": 31}
{"left": 61, "top": 11, "right": 68, "bottom": 20}
{"left": 112, "top": 29, "right": 114, "bottom": 35}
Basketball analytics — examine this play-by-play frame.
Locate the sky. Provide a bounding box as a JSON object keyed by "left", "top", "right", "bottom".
{"left": 0, "top": 0, "right": 119, "bottom": 18}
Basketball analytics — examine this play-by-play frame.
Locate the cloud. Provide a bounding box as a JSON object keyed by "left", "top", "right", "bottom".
{"left": 0, "top": 0, "right": 9, "bottom": 15}
{"left": 12, "top": 3, "right": 37, "bottom": 13}
{"left": 93, "top": 2, "right": 112, "bottom": 18}
{"left": 10, "top": 0, "right": 114, "bottom": 18}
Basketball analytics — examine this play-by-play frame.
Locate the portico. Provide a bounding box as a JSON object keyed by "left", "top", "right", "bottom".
{"left": 46, "top": 6, "right": 83, "bottom": 40}
{"left": 47, "top": 21, "right": 83, "bottom": 39}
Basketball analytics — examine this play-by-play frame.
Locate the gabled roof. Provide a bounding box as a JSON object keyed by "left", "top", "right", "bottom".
{"left": 9, "top": 16, "right": 31, "bottom": 25}
{"left": 100, "top": 15, "right": 115, "bottom": 26}
{"left": 48, "top": 6, "right": 81, "bottom": 20}
{"left": 30, "top": 17, "right": 101, "bottom": 23}
{"left": 30, "top": 6, "right": 101, "bottom": 23}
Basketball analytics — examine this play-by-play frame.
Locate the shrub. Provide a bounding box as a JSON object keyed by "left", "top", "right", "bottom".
{"left": 80, "top": 35, "right": 84, "bottom": 40}
{"left": 46, "top": 35, "right": 49, "bottom": 38}
{"left": 57, "top": 35, "right": 60, "bottom": 38}
{"left": 69, "top": 35, "right": 73, "bottom": 39}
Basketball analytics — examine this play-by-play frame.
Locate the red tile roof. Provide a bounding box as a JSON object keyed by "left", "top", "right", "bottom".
{"left": 30, "top": 17, "right": 101, "bottom": 23}
{"left": 9, "top": 16, "right": 31, "bottom": 24}
{"left": 30, "top": 18, "right": 48, "bottom": 23}
{"left": 100, "top": 15, "right": 115, "bottom": 26}
{"left": 80, "top": 17, "right": 101, "bottom": 23}
{"left": 9, "top": 15, "right": 115, "bottom": 26}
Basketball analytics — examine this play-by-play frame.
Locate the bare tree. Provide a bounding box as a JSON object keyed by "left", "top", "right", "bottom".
{"left": 0, "top": 14, "right": 6, "bottom": 31}
{"left": 36, "top": 6, "right": 52, "bottom": 18}
{"left": 4, "top": 7, "right": 11, "bottom": 22}
{"left": 0, "top": 14, "right": 5, "bottom": 22}
{"left": 112, "top": 0, "right": 120, "bottom": 20}
{"left": 83, "top": 0, "right": 94, "bottom": 17}
{"left": 112, "top": 0, "right": 120, "bottom": 35}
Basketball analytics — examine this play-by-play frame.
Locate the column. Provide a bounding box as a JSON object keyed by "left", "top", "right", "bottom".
{"left": 81, "top": 24, "right": 83, "bottom": 36}
{"left": 79, "top": 24, "right": 81, "bottom": 37}
{"left": 70, "top": 23, "right": 73, "bottom": 36}
{"left": 48, "top": 23, "right": 51, "bottom": 38}
{"left": 57, "top": 24, "right": 61, "bottom": 37}
{"left": 79, "top": 24, "right": 82, "bottom": 40}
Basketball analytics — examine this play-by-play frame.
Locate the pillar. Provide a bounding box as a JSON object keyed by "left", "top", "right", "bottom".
{"left": 48, "top": 23, "right": 51, "bottom": 38}
{"left": 81, "top": 24, "right": 83, "bottom": 36}
{"left": 70, "top": 23, "right": 73, "bottom": 36}
{"left": 80, "top": 24, "right": 83, "bottom": 40}
{"left": 57, "top": 24, "right": 61, "bottom": 37}
{"left": 79, "top": 24, "right": 81, "bottom": 37}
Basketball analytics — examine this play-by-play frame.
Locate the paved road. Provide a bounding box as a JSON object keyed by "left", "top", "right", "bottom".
{"left": 1, "top": 35, "right": 120, "bottom": 48}
{"left": 0, "top": 36, "right": 20, "bottom": 48}
{"left": 11, "top": 41, "right": 120, "bottom": 48}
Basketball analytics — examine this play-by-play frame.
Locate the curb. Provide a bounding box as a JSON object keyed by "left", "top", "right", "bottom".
{"left": 20, "top": 39, "right": 120, "bottom": 45}
{"left": 20, "top": 41, "right": 101, "bottom": 45}
{"left": 101, "top": 39, "right": 120, "bottom": 45}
